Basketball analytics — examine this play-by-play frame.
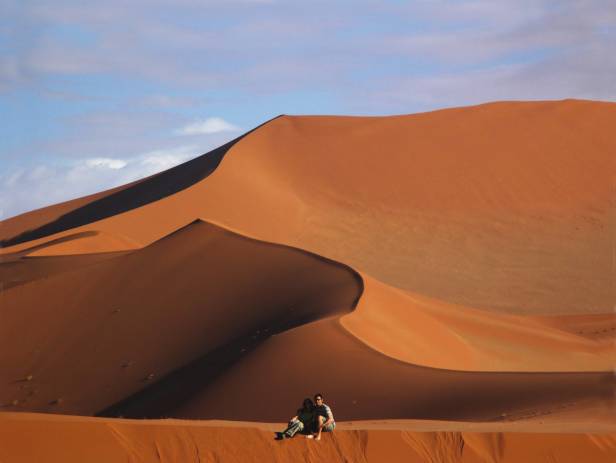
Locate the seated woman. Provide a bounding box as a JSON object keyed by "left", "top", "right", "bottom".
{"left": 275, "top": 398, "right": 315, "bottom": 440}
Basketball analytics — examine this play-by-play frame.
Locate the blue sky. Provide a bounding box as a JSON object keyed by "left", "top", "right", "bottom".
{"left": 1, "top": 0, "right": 615, "bottom": 219}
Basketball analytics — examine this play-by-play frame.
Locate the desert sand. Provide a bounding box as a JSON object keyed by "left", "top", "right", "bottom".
{"left": 1, "top": 99, "right": 615, "bottom": 461}
{"left": 1, "top": 412, "right": 616, "bottom": 463}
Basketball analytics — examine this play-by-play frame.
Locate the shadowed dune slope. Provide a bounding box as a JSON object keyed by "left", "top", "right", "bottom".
{"left": 0, "top": 220, "right": 362, "bottom": 416}
{"left": 1, "top": 413, "right": 615, "bottom": 463}
{"left": 0, "top": 182, "right": 142, "bottom": 247}
{"left": 0, "top": 117, "right": 280, "bottom": 248}
{"left": 163, "top": 318, "right": 614, "bottom": 422}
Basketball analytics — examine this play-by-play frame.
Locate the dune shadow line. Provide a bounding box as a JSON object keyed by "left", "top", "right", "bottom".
{"left": 95, "top": 219, "right": 364, "bottom": 419}
{"left": 1, "top": 116, "right": 283, "bottom": 248}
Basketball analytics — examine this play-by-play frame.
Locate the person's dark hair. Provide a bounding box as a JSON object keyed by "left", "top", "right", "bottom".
{"left": 302, "top": 398, "right": 314, "bottom": 410}
{"left": 314, "top": 393, "right": 323, "bottom": 401}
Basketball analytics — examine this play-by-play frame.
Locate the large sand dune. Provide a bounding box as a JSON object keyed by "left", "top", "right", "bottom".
{"left": 1, "top": 100, "right": 615, "bottom": 460}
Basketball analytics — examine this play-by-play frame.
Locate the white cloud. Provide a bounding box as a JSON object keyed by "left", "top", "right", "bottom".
{"left": 175, "top": 117, "right": 240, "bottom": 136}
{"left": 137, "top": 145, "right": 197, "bottom": 170}
{"left": 84, "top": 157, "right": 128, "bottom": 169}
{"left": 0, "top": 145, "right": 200, "bottom": 220}
{"left": 3, "top": 169, "right": 24, "bottom": 188}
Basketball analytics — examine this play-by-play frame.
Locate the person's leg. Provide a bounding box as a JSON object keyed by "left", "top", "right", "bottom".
{"left": 322, "top": 421, "right": 335, "bottom": 432}
{"left": 315, "top": 415, "right": 324, "bottom": 440}
{"left": 286, "top": 420, "right": 303, "bottom": 438}
{"left": 276, "top": 419, "right": 298, "bottom": 439}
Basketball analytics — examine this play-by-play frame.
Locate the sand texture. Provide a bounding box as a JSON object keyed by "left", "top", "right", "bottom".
{"left": 1, "top": 413, "right": 615, "bottom": 463}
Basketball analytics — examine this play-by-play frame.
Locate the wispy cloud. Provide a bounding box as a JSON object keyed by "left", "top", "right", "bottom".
{"left": 137, "top": 144, "right": 198, "bottom": 169}
{"left": 175, "top": 117, "right": 240, "bottom": 136}
{"left": 0, "top": 144, "right": 199, "bottom": 220}
{"left": 84, "top": 157, "right": 127, "bottom": 169}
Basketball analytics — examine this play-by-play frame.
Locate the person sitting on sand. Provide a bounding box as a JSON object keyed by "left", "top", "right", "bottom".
{"left": 275, "top": 398, "right": 315, "bottom": 440}
{"left": 308, "top": 393, "right": 335, "bottom": 440}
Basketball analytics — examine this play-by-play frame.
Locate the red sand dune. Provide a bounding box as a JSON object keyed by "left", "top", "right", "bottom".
{"left": 1, "top": 100, "right": 615, "bottom": 461}
{"left": 1, "top": 413, "right": 615, "bottom": 463}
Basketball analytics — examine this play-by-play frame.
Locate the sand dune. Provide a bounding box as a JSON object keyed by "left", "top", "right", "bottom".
{"left": 3, "top": 100, "right": 613, "bottom": 315}
{"left": 1, "top": 413, "right": 615, "bottom": 463}
{"left": 1, "top": 100, "right": 615, "bottom": 461}
{"left": 1, "top": 220, "right": 360, "bottom": 416}
{"left": 0, "top": 118, "right": 279, "bottom": 249}
{"left": 2, "top": 220, "right": 613, "bottom": 422}
{"left": 342, "top": 275, "right": 615, "bottom": 371}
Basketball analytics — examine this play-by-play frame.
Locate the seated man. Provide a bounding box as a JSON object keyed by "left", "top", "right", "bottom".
{"left": 311, "top": 393, "right": 335, "bottom": 440}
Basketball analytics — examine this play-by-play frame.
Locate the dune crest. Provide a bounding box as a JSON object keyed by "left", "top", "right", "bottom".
{"left": 341, "top": 274, "right": 616, "bottom": 371}
{"left": 1, "top": 219, "right": 361, "bottom": 417}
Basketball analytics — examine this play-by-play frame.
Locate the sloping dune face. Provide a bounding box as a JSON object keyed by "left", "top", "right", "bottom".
{"left": 1, "top": 413, "right": 616, "bottom": 463}
{"left": 197, "top": 99, "right": 615, "bottom": 316}
{"left": 0, "top": 117, "right": 279, "bottom": 248}
{"left": 1, "top": 100, "right": 615, "bottom": 425}
{"left": 1, "top": 220, "right": 361, "bottom": 416}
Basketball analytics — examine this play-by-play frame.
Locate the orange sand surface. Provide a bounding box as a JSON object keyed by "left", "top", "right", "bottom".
{"left": 1, "top": 413, "right": 615, "bottom": 463}
{"left": 1, "top": 100, "right": 615, "bottom": 460}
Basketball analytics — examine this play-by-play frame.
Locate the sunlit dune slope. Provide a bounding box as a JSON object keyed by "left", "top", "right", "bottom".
{"left": 341, "top": 275, "right": 615, "bottom": 371}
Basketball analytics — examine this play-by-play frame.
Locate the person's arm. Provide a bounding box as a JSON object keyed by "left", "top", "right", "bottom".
{"left": 324, "top": 406, "right": 334, "bottom": 425}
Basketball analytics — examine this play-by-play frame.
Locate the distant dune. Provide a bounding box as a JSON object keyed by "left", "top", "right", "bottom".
{"left": 1, "top": 100, "right": 615, "bottom": 461}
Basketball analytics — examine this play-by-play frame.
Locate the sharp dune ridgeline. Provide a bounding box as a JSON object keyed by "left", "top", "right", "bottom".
{"left": 1, "top": 99, "right": 615, "bottom": 462}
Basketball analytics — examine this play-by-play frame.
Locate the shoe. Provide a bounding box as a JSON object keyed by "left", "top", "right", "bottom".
{"left": 305, "top": 434, "right": 314, "bottom": 439}
{"left": 274, "top": 432, "right": 285, "bottom": 440}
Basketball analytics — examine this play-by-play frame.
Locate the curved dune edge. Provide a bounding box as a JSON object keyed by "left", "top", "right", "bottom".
{"left": 0, "top": 219, "right": 362, "bottom": 417}
{"left": 341, "top": 275, "right": 616, "bottom": 372}
{"left": 3, "top": 217, "right": 613, "bottom": 373}
{"left": 23, "top": 230, "right": 141, "bottom": 256}
{"left": 1, "top": 413, "right": 615, "bottom": 463}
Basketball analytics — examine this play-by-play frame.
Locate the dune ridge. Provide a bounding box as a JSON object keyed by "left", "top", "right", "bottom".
{"left": 342, "top": 275, "right": 616, "bottom": 371}
{"left": 0, "top": 116, "right": 282, "bottom": 248}
{"left": 1, "top": 219, "right": 362, "bottom": 417}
